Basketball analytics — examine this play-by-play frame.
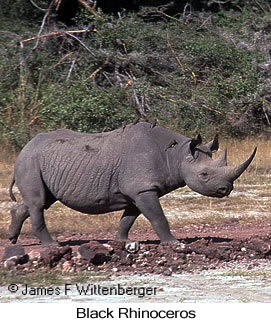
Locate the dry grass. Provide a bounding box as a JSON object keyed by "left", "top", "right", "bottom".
{"left": 216, "top": 137, "right": 270, "bottom": 181}
{"left": 0, "top": 145, "right": 16, "bottom": 189}
{"left": 0, "top": 137, "right": 270, "bottom": 240}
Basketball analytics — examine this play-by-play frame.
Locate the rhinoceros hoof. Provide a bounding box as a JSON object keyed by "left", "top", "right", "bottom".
{"left": 9, "top": 237, "right": 18, "bottom": 244}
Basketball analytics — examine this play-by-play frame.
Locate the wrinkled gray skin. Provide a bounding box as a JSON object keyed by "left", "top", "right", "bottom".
{"left": 8, "top": 122, "right": 257, "bottom": 246}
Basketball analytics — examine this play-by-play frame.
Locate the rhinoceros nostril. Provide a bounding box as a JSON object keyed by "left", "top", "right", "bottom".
{"left": 217, "top": 187, "right": 228, "bottom": 195}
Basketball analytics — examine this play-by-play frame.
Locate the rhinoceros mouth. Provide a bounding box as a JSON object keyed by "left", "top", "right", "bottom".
{"left": 213, "top": 185, "right": 233, "bottom": 198}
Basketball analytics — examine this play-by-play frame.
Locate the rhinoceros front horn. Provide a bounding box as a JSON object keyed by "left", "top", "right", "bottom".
{"left": 228, "top": 147, "right": 257, "bottom": 181}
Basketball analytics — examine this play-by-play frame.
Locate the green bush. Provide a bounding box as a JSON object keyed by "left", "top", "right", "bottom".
{"left": 0, "top": 3, "right": 269, "bottom": 149}
{"left": 39, "top": 84, "right": 135, "bottom": 132}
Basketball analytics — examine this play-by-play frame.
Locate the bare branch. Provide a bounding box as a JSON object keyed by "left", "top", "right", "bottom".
{"left": 196, "top": 15, "right": 212, "bottom": 31}
{"left": 29, "top": 0, "right": 47, "bottom": 11}
{"left": 167, "top": 32, "right": 197, "bottom": 84}
{"left": 66, "top": 59, "right": 76, "bottom": 81}
{"left": 33, "top": 10, "right": 49, "bottom": 49}
{"left": 88, "top": 57, "right": 110, "bottom": 79}
{"left": 66, "top": 32, "right": 96, "bottom": 57}
{"left": 78, "top": 0, "right": 102, "bottom": 19}
{"left": 54, "top": 0, "right": 64, "bottom": 11}
{"left": 207, "top": 0, "right": 231, "bottom": 6}
{"left": 23, "top": 29, "right": 90, "bottom": 43}
{"left": 33, "top": 0, "right": 55, "bottom": 50}
{"left": 54, "top": 51, "right": 74, "bottom": 67}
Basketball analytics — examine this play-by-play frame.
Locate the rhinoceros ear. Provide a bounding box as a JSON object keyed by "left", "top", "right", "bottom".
{"left": 206, "top": 134, "right": 219, "bottom": 153}
{"left": 190, "top": 134, "right": 202, "bottom": 154}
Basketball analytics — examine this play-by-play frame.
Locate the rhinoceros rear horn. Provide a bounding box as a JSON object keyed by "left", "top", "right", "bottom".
{"left": 229, "top": 147, "right": 257, "bottom": 181}
{"left": 206, "top": 134, "right": 219, "bottom": 153}
{"left": 214, "top": 148, "right": 227, "bottom": 167}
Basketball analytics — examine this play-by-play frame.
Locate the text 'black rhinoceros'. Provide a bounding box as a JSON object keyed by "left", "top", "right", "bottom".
{"left": 8, "top": 122, "right": 257, "bottom": 245}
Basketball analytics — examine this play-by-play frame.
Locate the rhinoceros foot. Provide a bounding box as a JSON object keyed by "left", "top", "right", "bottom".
{"left": 9, "top": 236, "right": 18, "bottom": 244}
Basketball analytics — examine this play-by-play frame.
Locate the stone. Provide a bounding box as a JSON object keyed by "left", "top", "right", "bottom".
{"left": 2, "top": 245, "right": 25, "bottom": 262}
{"left": 40, "top": 246, "right": 72, "bottom": 267}
{"left": 62, "top": 261, "right": 74, "bottom": 273}
{"left": 107, "top": 240, "right": 126, "bottom": 251}
{"left": 112, "top": 267, "right": 119, "bottom": 272}
{"left": 2, "top": 245, "right": 29, "bottom": 267}
{"left": 4, "top": 259, "right": 17, "bottom": 270}
{"left": 102, "top": 243, "right": 114, "bottom": 253}
{"left": 28, "top": 250, "right": 42, "bottom": 262}
{"left": 163, "top": 268, "right": 173, "bottom": 276}
{"left": 125, "top": 241, "right": 139, "bottom": 253}
{"left": 78, "top": 241, "right": 111, "bottom": 265}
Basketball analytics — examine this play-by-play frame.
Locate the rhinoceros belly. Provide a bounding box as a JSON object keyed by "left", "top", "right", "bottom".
{"left": 61, "top": 194, "right": 130, "bottom": 214}
{"left": 40, "top": 140, "right": 127, "bottom": 213}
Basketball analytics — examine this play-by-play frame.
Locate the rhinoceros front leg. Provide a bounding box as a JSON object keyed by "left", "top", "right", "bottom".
{"left": 134, "top": 191, "right": 178, "bottom": 243}
{"left": 116, "top": 204, "right": 141, "bottom": 241}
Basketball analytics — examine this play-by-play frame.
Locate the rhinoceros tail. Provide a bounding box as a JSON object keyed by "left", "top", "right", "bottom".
{"left": 9, "top": 176, "right": 16, "bottom": 202}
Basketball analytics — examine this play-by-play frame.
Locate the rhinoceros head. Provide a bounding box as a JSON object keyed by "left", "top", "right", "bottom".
{"left": 181, "top": 134, "right": 257, "bottom": 198}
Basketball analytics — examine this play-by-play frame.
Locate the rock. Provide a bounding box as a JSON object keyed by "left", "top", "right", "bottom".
{"left": 112, "top": 267, "right": 119, "bottom": 272}
{"left": 102, "top": 243, "right": 114, "bottom": 253}
{"left": 2, "top": 245, "right": 29, "bottom": 268}
{"left": 3, "top": 254, "right": 29, "bottom": 269}
{"left": 40, "top": 246, "right": 72, "bottom": 267}
{"left": 111, "top": 254, "right": 121, "bottom": 262}
{"left": 258, "top": 63, "right": 271, "bottom": 71}
{"left": 78, "top": 241, "right": 111, "bottom": 265}
{"left": 246, "top": 238, "right": 271, "bottom": 255}
{"left": 173, "top": 242, "right": 186, "bottom": 252}
{"left": 62, "top": 261, "right": 74, "bottom": 273}
{"left": 156, "top": 257, "right": 167, "bottom": 266}
{"left": 120, "top": 255, "right": 133, "bottom": 266}
{"left": 28, "top": 250, "right": 42, "bottom": 262}
{"left": 107, "top": 240, "right": 126, "bottom": 251}
{"left": 4, "top": 259, "right": 17, "bottom": 270}
{"left": 163, "top": 268, "right": 173, "bottom": 276}
{"left": 2, "top": 245, "right": 25, "bottom": 262}
{"left": 125, "top": 241, "right": 139, "bottom": 253}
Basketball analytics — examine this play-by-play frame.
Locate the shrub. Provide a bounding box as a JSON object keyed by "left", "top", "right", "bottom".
{"left": 39, "top": 84, "right": 135, "bottom": 132}
{"left": 0, "top": 3, "right": 269, "bottom": 149}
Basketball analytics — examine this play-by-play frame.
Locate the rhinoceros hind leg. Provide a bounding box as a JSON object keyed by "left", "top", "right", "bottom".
{"left": 116, "top": 204, "right": 141, "bottom": 241}
{"left": 29, "top": 206, "right": 57, "bottom": 246}
{"left": 8, "top": 202, "right": 30, "bottom": 244}
{"left": 14, "top": 165, "right": 57, "bottom": 245}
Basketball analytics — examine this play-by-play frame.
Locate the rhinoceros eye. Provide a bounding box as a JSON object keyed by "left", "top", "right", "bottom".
{"left": 199, "top": 171, "right": 209, "bottom": 181}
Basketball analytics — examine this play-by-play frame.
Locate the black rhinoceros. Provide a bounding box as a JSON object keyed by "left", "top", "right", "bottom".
{"left": 8, "top": 122, "right": 256, "bottom": 245}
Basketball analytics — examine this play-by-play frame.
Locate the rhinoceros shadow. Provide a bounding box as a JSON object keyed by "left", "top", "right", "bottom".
{"left": 59, "top": 236, "right": 232, "bottom": 247}
{"left": 59, "top": 239, "right": 161, "bottom": 247}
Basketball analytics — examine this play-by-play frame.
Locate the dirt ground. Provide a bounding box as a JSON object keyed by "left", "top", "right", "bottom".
{"left": 1, "top": 220, "right": 270, "bottom": 275}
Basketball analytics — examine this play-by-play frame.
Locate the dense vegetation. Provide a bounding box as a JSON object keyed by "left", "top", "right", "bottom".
{"left": 0, "top": 0, "right": 271, "bottom": 149}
